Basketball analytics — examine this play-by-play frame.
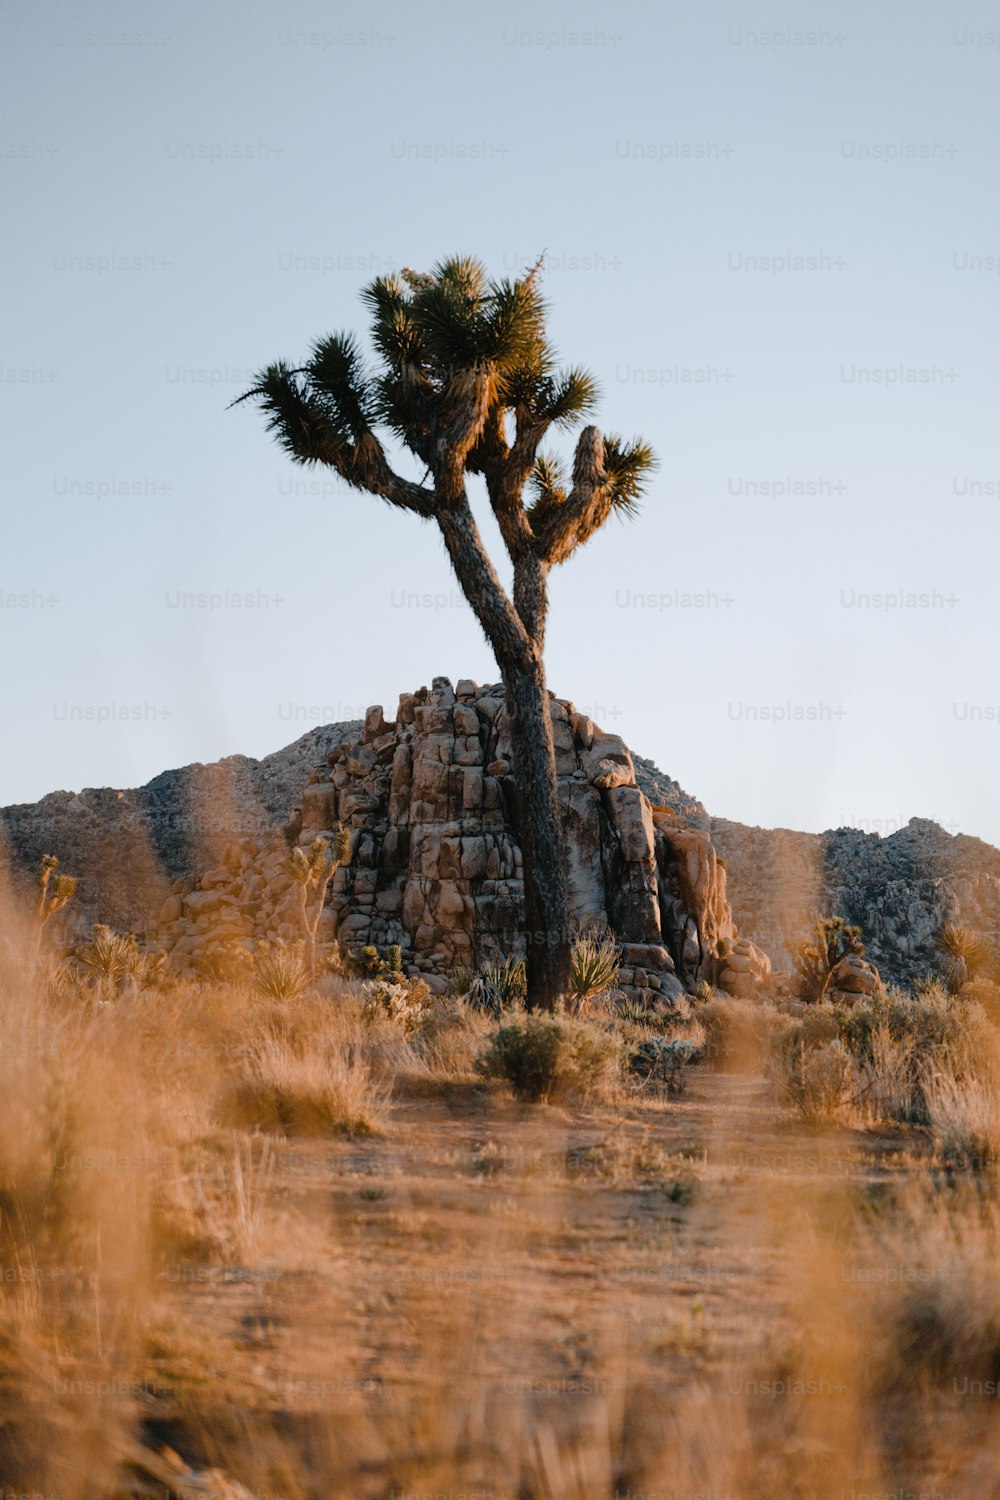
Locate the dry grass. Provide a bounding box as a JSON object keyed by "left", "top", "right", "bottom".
{"left": 224, "top": 1031, "right": 389, "bottom": 1137}
{"left": 698, "top": 990, "right": 798, "bottom": 1072}
{"left": 7, "top": 911, "right": 1000, "bottom": 1496}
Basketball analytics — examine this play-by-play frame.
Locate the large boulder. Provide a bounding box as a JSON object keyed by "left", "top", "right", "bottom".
{"left": 828, "top": 953, "right": 881, "bottom": 1002}
{"left": 718, "top": 937, "right": 772, "bottom": 998}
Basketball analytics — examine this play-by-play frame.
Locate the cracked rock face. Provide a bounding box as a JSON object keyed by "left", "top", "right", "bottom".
{"left": 292, "top": 677, "right": 736, "bottom": 1002}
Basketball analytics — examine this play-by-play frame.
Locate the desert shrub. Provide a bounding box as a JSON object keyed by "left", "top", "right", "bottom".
{"left": 479, "top": 1013, "right": 620, "bottom": 1103}
{"left": 864, "top": 1181, "right": 1000, "bottom": 1405}
{"left": 468, "top": 955, "right": 527, "bottom": 1016}
{"left": 568, "top": 936, "right": 621, "bottom": 1013}
{"left": 613, "top": 995, "right": 654, "bottom": 1029}
{"left": 924, "top": 1068, "right": 1000, "bottom": 1166}
{"left": 956, "top": 975, "right": 1000, "bottom": 1027}
{"left": 936, "top": 921, "right": 993, "bottom": 995}
{"left": 776, "top": 985, "right": 997, "bottom": 1128}
{"left": 833, "top": 982, "right": 961, "bottom": 1063}
{"left": 76, "top": 924, "right": 165, "bottom": 995}
{"left": 252, "top": 947, "right": 311, "bottom": 1001}
{"left": 345, "top": 943, "right": 405, "bottom": 981}
{"left": 629, "top": 1034, "right": 703, "bottom": 1095}
{"left": 361, "top": 976, "right": 430, "bottom": 1034}
{"left": 412, "top": 996, "right": 492, "bottom": 1078}
{"left": 448, "top": 966, "right": 474, "bottom": 997}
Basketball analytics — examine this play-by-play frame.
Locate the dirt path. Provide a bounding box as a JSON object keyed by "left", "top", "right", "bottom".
{"left": 141, "top": 1065, "right": 927, "bottom": 1475}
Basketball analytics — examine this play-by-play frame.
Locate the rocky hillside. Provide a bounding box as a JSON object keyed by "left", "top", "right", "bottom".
{"left": 3, "top": 681, "right": 998, "bottom": 991}
{"left": 710, "top": 816, "right": 1000, "bottom": 988}
{"left": 0, "top": 721, "right": 360, "bottom": 933}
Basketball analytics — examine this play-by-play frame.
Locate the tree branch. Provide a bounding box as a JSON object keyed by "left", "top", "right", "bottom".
{"left": 535, "top": 425, "right": 609, "bottom": 565}
{"left": 513, "top": 552, "right": 549, "bottom": 648}
{"left": 435, "top": 492, "right": 535, "bottom": 668}
{"left": 434, "top": 368, "right": 494, "bottom": 497}
{"left": 351, "top": 435, "right": 437, "bottom": 517}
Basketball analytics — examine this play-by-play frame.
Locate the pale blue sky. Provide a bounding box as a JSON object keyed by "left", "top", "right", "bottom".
{"left": 3, "top": 0, "right": 998, "bottom": 842}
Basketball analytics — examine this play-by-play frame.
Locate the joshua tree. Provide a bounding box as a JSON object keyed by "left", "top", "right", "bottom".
{"left": 34, "top": 854, "right": 77, "bottom": 951}
{"left": 236, "top": 256, "right": 655, "bottom": 1010}
{"left": 795, "top": 915, "right": 866, "bottom": 1003}
{"left": 284, "top": 827, "right": 352, "bottom": 979}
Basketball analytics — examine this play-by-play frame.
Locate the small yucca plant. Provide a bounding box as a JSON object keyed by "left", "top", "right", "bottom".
{"left": 77, "top": 924, "right": 144, "bottom": 995}
{"left": 937, "top": 922, "right": 992, "bottom": 995}
{"left": 469, "top": 956, "right": 527, "bottom": 1017}
{"left": 568, "top": 936, "right": 621, "bottom": 1013}
{"left": 252, "top": 948, "right": 311, "bottom": 1002}
{"left": 613, "top": 996, "right": 650, "bottom": 1028}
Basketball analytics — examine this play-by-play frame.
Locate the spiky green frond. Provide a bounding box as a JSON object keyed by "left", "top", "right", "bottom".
{"left": 362, "top": 276, "right": 428, "bottom": 370}
{"left": 233, "top": 362, "right": 350, "bottom": 469}
{"left": 433, "top": 255, "right": 489, "bottom": 300}
{"left": 601, "top": 434, "right": 658, "bottom": 518}
{"left": 526, "top": 454, "right": 568, "bottom": 528}
{"left": 409, "top": 277, "right": 484, "bottom": 371}
{"left": 499, "top": 365, "right": 548, "bottom": 412}
{"left": 569, "top": 936, "right": 621, "bottom": 1007}
{"left": 360, "top": 273, "right": 406, "bottom": 317}
{"left": 531, "top": 453, "right": 568, "bottom": 503}
{"left": 542, "top": 366, "right": 600, "bottom": 427}
{"left": 375, "top": 308, "right": 428, "bottom": 373}
{"left": 482, "top": 277, "right": 549, "bottom": 372}
{"left": 374, "top": 370, "right": 436, "bottom": 463}
{"left": 307, "top": 334, "right": 377, "bottom": 439}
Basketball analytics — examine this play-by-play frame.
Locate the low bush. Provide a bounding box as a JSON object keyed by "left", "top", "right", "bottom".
{"left": 698, "top": 993, "right": 797, "bottom": 1072}
{"left": 361, "top": 976, "right": 431, "bottom": 1034}
{"left": 478, "top": 1013, "right": 620, "bottom": 1103}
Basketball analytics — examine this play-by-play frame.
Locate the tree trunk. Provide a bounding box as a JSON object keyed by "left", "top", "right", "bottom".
{"left": 435, "top": 500, "right": 570, "bottom": 1010}
{"left": 502, "top": 653, "right": 571, "bottom": 1011}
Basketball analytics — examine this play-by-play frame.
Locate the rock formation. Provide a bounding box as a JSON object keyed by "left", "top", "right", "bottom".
{"left": 285, "top": 676, "right": 734, "bottom": 1001}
